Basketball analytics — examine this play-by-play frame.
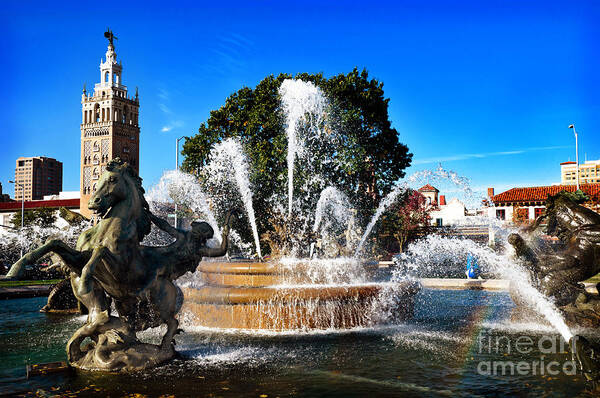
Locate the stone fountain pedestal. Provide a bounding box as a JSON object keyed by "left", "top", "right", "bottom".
{"left": 180, "top": 261, "right": 420, "bottom": 330}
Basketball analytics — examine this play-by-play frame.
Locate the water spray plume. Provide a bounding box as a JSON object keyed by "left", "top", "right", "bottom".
{"left": 279, "top": 79, "right": 326, "bottom": 218}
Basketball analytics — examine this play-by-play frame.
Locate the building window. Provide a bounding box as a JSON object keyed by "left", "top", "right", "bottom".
{"left": 517, "top": 208, "right": 529, "bottom": 220}
{"left": 496, "top": 209, "right": 505, "bottom": 220}
{"left": 436, "top": 218, "right": 443, "bottom": 227}
{"left": 534, "top": 208, "right": 544, "bottom": 219}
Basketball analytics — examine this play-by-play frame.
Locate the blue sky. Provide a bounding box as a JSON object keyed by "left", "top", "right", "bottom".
{"left": 1, "top": 0, "right": 598, "bottom": 201}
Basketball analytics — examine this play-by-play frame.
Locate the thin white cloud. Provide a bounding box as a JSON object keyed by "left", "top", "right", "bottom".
{"left": 157, "top": 87, "right": 184, "bottom": 133}
{"left": 160, "top": 120, "right": 184, "bottom": 134}
{"left": 158, "top": 88, "right": 170, "bottom": 101}
{"left": 412, "top": 145, "right": 570, "bottom": 165}
{"left": 159, "top": 103, "right": 172, "bottom": 115}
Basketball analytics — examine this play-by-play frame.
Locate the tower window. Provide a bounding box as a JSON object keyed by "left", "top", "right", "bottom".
{"left": 105, "top": 72, "right": 109, "bottom": 83}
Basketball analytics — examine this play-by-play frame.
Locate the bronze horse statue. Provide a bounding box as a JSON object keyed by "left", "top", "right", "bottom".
{"left": 9, "top": 158, "right": 231, "bottom": 371}
{"left": 509, "top": 191, "right": 600, "bottom": 320}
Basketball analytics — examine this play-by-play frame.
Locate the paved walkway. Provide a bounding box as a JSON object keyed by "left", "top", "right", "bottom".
{"left": 419, "top": 278, "right": 599, "bottom": 294}
{"left": 420, "top": 278, "right": 510, "bottom": 291}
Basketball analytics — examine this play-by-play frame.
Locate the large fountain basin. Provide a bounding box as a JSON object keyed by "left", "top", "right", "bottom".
{"left": 180, "top": 261, "right": 420, "bottom": 330}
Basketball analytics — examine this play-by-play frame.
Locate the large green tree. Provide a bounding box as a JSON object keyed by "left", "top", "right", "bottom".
{"left": 181, "top": 68, "right": 412, "bottom": 253}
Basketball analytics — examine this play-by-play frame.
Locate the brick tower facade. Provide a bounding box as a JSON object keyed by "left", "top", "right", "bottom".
{"left": 80, "top": 31, "right": 140, "bottom": 218}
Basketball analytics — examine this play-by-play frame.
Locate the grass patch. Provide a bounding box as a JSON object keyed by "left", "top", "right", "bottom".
{"left": 0, "top": 279, "right": 62, "bottom": 288}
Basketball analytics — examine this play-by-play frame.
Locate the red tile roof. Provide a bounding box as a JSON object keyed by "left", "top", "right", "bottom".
{"left": 418, "top": 184, "right": 439, "bottom": 192}
{"left": 492, "top": 184, "right": 600, "bottom": 204}
{"left": 0, "top": 198, "right": 80, "bottom": 211}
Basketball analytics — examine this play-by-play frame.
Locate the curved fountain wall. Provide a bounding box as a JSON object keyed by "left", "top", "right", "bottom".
{"left": 180, "top": 261, "right": 420, "bottom": 330}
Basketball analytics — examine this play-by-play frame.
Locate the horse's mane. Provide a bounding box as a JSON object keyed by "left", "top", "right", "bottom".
{"left": 106, "top": 158, "right": 152, "bottom": 241}
{"left": 546, "top": 191, "right": 600, "bottom": 228}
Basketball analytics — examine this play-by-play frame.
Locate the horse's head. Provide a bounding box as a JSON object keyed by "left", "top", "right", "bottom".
{"left": 88, "top": 158, "right": 151, "bottom": 240}
{"left": 89, "top": 164, "right": 127, "bottom": 217}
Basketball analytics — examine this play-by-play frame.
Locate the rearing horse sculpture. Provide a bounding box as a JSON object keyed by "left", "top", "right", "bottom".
{"left": 9, "top": 158, "right": 231, "bottom": 371}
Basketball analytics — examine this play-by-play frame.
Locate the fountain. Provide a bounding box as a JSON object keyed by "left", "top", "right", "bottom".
{"left": 180, "top": 258, "right": 419, "bottom": 330}
{"left": 4, "top": 77, "right": 600, "bottom": 393}
{"left": 176, "top": 80, "right": 420, "bottom": 331}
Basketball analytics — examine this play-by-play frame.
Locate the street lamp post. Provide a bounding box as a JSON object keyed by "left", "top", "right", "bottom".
{"left": 569, "top": 124, "right": 580, "bottom": 191}
{"left": 8, "top": 180, "right": 25, "bottom": 257}
{"left": 174, "top": 136, "right": 186, "bottom": 229}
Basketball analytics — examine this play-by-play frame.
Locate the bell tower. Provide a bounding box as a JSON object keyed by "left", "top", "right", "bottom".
{"left": 80, "top": 29, "right": 140, "bottom": 218}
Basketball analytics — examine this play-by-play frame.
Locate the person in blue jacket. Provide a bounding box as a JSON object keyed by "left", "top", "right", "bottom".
{"left": 466, "top": 253, "right": 480, "bottom": 279}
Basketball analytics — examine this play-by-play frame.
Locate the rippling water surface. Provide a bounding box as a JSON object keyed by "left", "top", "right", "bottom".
{"left": 1, "top": 290, "right": 597, "bottom": 397}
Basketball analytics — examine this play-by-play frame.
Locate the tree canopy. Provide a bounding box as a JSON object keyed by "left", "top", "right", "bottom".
{"left": 181, "top": 68, "right": 412, "bottom": 253}
{"left": 378, "top": 190, "right": 431, "bottom": 254}
{"left": 11, "top": 208, "right": 57, "bottom": 229}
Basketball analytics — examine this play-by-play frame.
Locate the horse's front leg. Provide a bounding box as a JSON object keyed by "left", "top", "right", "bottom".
{"left": 74, "top": 246, "right": 113, "bottom": 324}
{"left": 68, "top": 246, "right": 114, "bottom": 361}
{"left": 6, "top": 239, "right": 88, "bottom": 279}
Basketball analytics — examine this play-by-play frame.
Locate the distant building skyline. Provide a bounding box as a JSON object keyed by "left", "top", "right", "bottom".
{"left": 561, "top": 159, "right": 600, "bottom": 185}
{"left": 14, "top": 156, "right": 62, "bottom": 201}
{"left": 0, "top": 183, "right": 12, "bottom": 203}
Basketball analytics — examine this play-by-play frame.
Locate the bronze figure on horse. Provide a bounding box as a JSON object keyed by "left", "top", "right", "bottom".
{"left": 9, "top": 158, "right": 232, "bottom": 371}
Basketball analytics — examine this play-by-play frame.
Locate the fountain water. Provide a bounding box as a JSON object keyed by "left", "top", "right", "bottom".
{"left": 142, "top": 79, "right": 578, "bottom": 340}
{"left": 396, "top": 235, "right": 573, "bottom": 340}
{"left": 147, "top": 169, "right": 221, "bottom": 237}
{"left": 155, "top": 79, "right": 420, "bottom": 330}
{"left": 355, "top": 164, "right": 476, "bottom": 256}
{"left": 205, "top": 138, "right": 262, "bottom": 258}
{"left": 312, "top": 187, "right": 351, "bottom": 234}
{"left": 279, "top": 79, "right": 327, "bottom": 218}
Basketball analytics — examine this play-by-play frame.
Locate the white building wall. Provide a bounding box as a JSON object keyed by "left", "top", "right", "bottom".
{"left": 43, "top": 191, "right": 80, "bottom": 200}
{"left": 430, "top": 198, "right": 468, "bottom": 226}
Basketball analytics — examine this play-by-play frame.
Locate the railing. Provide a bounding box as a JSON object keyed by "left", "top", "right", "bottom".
{"left": 81, "top": 121, "right": 111, "bottom": 128}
